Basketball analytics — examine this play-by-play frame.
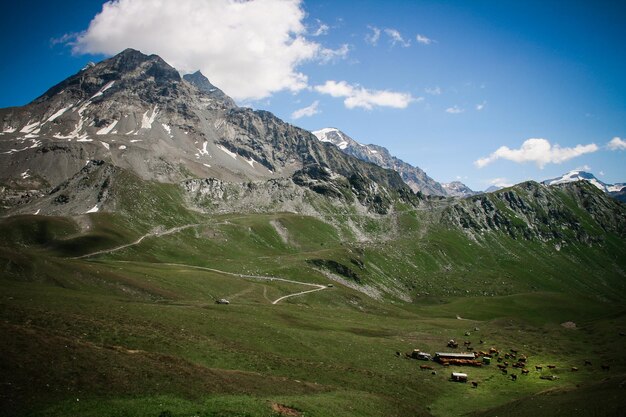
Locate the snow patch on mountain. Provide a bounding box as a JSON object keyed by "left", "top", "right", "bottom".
{"left": 217, "top": 144, "right": 237, "bottom": 159}
{"left": 141, "top": 105, "right": 158, "bottom": 129}
{"left": 96, "top": 120, "right": 118, "bottom": 135}
{"left": 46, "top": 105, "right": 72, "bottom": 123}
{"left": 90, "top": 81, "right": 115, "bottom": 99}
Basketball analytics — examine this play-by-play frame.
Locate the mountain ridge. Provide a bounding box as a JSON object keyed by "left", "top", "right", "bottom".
{"left": 0, "top": 48, "right": 415, "bottom": 216}
{"left": 312, "top": 127, "right": 447, "bottom": 196}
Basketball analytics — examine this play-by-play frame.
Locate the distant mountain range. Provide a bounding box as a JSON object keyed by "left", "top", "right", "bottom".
{"left": 441, "top": 181, "right": 479, "bottom": 197}
{"left": 312, "top": 128, "right": 448, "bottom": 196}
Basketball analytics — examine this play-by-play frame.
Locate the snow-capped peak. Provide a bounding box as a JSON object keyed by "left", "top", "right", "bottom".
{"left": 543, "top": 170, "right": 626, "bottom": 196}
{"left": 312, "top": 127, "right": 351, "bottom": 150}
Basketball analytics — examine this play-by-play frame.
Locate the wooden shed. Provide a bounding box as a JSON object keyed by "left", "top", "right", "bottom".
{"left": 451, "top": 372, "right": 468, "bottom": 382}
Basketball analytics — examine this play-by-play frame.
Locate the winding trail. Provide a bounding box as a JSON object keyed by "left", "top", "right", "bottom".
{"left": 72, "top": 223, "right": 329, "bottom": 304}
{"left": 71, "top": 223, "right": 202, "bottom": 260}
{"left": 159, "top": 262, "right": 328, "bottom": 305}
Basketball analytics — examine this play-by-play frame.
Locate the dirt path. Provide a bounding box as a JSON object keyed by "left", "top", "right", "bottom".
{"left": 159, "top": 262, "right": 328, "bottom": 305}
{"left": 72, "top": 223, "right": 329, "bottom": 304}
{"left": 71, "top": 223, "right": 202, "bottom": 259}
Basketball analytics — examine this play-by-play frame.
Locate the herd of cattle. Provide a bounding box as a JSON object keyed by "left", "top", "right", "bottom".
{"left": 399, "top": 335, "right": 611, "bottom": 386}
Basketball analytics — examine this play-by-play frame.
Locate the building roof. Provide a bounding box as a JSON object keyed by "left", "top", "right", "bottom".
{"left": 452, "top": 372, "right": 468, "bottom": 377}
{"left": 435, "top": 352, "right": 476, "bottom": 359}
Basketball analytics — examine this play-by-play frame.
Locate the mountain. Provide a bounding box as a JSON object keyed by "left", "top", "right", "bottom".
{"left": 443, "top": 180, "right": 626, "bottom": 243}
{"left": 441, "top": 181, "right": 478, "bottom": 197}
{"left": 0, "top": 49, "right": 414, "bottom": 216}
{"left": 182, "top": 70, "right": 236, "bottom": 108}
{"left": 484, "top": 185, "right": 503, "bottom": 193}
{"left": 542, "top": 170, "right": 626, "bottom": 202}
{"left": 312, "top": 127, "right": 447, "bottom": 196}
{"left": 2, "top": 49, "right": 626, "bottom": 417}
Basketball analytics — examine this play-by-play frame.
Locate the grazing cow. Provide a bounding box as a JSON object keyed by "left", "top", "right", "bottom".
{"left": 395, "top": 351, "right": 401, "bottom": 357}
{"left": 518, "top": 355, "right": 527, "bottom": 363}
{"left": 521, "top": 369, "right": 530, "bottom": 375}
{"left": 480, "top": 340, "right": 485, "bottom": 344}
{"left": 511, "top": 374, "right": 517, "bottom": 381}
{"left": 432, "top": 371, "right": 437, "bottom": 375}
{"left": 497, "top": 364, "right": 507, "bottom": 370}
{"left": 571, "top": 367, "right": 578, "bottom": 372}
{"left": 535, "top": 365, "right": 543, "bottom": 371}
{"left": 547, "top": 365, "right": 556, "bottom": 370}
{"left": 584, "top": 360, "right": 592, "bottom": 366}
{"left": 420, "top": 365, "right": 434, "bottom": 370}
{"left": 471, "top": 381, "right": 479, "bottom": 388}
{"left": 502, "top": 369, "right": 508, "bottom": 375}
{"left": 601, "top": 364, "right": 610, "bottom": 371}
{"left": 497, "top": 357, "right": 503, "bottom": 363}
{"left": 510, "top": 349, "right": 518, "bottom": 354}
{"left": 504, "top": 353, "right": 510, "bottom": 359}
{"left": 464, "top": 340, "right": 472, "bottom": 346}
{"left": 467, "top": 346, "right": 474, "bottom": 352}
{"left": 504, "top": 361, "right": 509, "bottom": 367}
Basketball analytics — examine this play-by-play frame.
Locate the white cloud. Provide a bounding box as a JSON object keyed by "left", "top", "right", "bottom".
{"left": 365, "top": 26, "right": 381, "bottom": 46}
{"left": 416, "top": 34, "right": 435, "bottom": 45}
{"left": 475, "top": 138, "right": 599, "bottom": 169}
{"left": 318, "top": 44, "right": 350, "bottom": 64}
{"left": 311, "top": 20, "right": 329, "bottom": 36}
{"left": 575, "top": 164, "right": 592, "bottom": 172}
{"left": 314, "top": 80, "right": 417, "bottom": 110}
{"left": 291, "top": 100, "right": 320, "bottom": 119}
{"left": 446, "top": 105, "right": 464, "bottom": 114}
{"left": 599, "top": 171, "right": 605, "bottom": 176}
{"left": 384, "top": 28, "right": 411, "bottom": 47}
{"left": 476, "top": 101, "right": 487, "bottom": 111}
{"left": 607, "top": 137, "right": 626, "bottom": 151}
{"left": 67, "top": 0, "right": 336, "bottom": 101}
{"left": 425, "top": 86, "right": 442, "bottom": 95}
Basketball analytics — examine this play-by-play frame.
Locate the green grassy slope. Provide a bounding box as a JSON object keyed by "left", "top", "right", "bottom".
{"left": 1, "top": 178, "right": 625, "bottom": 416}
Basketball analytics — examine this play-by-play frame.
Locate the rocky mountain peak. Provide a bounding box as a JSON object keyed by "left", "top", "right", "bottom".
{"left": 441, "top": 181, "right": 478, "bottom": 198}
{"left": 33, "top": 48, "right": 181, "bottom": 105}
{"left": 183, "top": 70, "right": 235, "bottom": 108}
{"left": 312, "top": 127, "right": 447, "bottom": 196}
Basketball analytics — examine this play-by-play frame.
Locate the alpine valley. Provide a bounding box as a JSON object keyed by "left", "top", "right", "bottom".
{"left": 1, "top": 49, "right": 625, "bottom": 417}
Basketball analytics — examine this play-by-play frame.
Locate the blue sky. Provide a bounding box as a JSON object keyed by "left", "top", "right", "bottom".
{"left": 1, "top": 0, "right": 625, "bottom": 190}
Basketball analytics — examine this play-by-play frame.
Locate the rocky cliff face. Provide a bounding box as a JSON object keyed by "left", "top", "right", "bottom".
{"left": 312, "top": 128, "right": 447, "bottom": 196}
{"left": 442, "top": 181, "right": 626, "bottom": 244}
{"left": 0, "top": 49, "right": 413, "bottom": 216}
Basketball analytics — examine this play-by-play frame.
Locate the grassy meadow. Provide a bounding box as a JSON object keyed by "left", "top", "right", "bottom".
{"left": 1, "top": 186, "right": 625, "bottom": 416}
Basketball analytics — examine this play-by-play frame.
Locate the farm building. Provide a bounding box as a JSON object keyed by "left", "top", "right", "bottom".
{"left": 435, "top": 352, "right": 476, "bottom": 361}
{"left": 435, "top": 352, "right": 481, "bottom": 366}
{"left": 451, "top": 372, "right": 468, "bottom": 382}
